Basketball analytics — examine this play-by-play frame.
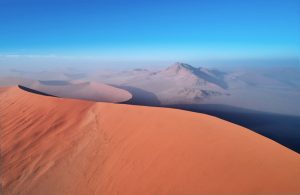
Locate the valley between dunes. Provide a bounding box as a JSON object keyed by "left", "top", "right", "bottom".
{"left": 1, "top": 86, "right": 300, "bottom": 195}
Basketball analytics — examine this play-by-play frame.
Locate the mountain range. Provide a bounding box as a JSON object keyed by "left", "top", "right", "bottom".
{"left": 1, "top": 62, "right": 299, "bottom": 115}
{"left": 93, "top": 63, "right": 300, "bottom": 116}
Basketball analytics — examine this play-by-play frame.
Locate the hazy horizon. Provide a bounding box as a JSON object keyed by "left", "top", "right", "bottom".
{"left": 0, "top": 56, "right": 299, "bottom": 73}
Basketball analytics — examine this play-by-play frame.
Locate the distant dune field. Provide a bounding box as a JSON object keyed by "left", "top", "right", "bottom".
{"left": 0, "top": 77, "right": 132, "bottom": 103}
{"left": 1, "top": 86, "right": 300, "bottom": 195}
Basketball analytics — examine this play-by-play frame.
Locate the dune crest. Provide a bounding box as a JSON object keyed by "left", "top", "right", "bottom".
{"left": 26, "top": 80, "right": 133, "bottom": 103}
{"left": 0, "top": 77, "right": 133, "bottom": 103}
{"left": 1, "top": 86, "right": 300, "bottom": 195}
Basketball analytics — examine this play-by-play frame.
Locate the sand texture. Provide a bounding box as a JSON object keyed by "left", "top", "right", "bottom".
{"left": 1, "top": 86, "right": 300, "bottom": 195}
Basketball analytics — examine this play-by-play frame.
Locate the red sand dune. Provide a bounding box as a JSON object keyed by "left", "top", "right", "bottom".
{"left": 1, "top": 86, "right": 300, "bottom": 195}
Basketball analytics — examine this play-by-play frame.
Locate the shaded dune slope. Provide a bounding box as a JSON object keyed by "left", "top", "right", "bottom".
{"left": 18, "top": 85, "right": 57, "bottom": 97}
{"left": 1, "top": 87, "right": 300, "bottom": 195}
{"left": 168, "top": 104, "right": 300, "bottom": 153}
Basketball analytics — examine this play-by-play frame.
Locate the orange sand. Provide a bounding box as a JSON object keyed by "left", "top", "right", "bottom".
{"left": 1, "top": 86, "right": 300, "bottom": 195}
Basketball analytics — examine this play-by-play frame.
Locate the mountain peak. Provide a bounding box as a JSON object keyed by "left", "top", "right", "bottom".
{"left": 162, "top": 63, "right": 228, "bottom": 89}
{"left": 172, "top": 62, "right": 194, "bottom": 69}
{"left": 165, "top": 62, "right": 196, "bottom": 74}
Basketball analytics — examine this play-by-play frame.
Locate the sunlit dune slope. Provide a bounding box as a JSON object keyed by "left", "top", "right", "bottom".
{"left": 1, "top": 86, "right": 300, "bottom": 195}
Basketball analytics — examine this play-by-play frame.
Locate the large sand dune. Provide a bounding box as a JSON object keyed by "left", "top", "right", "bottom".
{"left": 1, "top": 86, "right": 300, "bottom": 195}
{"left": 0, "top": 77, "right": 132, "bottom": 103}
{"left": 27, "top": 80, "right": 133, "bottom": 103}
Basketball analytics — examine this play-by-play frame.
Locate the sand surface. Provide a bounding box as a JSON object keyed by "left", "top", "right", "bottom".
{"left": 1, "top": 86, "right": 300, "bottom": 195}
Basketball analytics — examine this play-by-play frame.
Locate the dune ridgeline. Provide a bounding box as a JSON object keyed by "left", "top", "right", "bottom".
{"left": 1, "top": 86, "right": 300, "bottom": 195}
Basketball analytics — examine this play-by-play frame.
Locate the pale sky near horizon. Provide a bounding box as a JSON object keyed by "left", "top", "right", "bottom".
{"left": 0, "top": 0, "right": 299, "bottom": 68}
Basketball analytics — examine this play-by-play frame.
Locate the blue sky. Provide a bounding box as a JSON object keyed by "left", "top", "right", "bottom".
{"left": 0, "top": 0, "right": 299, "bottom": 65}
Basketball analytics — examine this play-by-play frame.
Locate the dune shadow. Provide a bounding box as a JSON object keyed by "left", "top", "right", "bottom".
{"left": 115, "top": 85, "right": 161, "bottom": 106}
{"left": 18, "top": 85, "right": 58, "bottom": 97}
{"left": 166, "top": 104, "right": 300, "bottom": 154}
